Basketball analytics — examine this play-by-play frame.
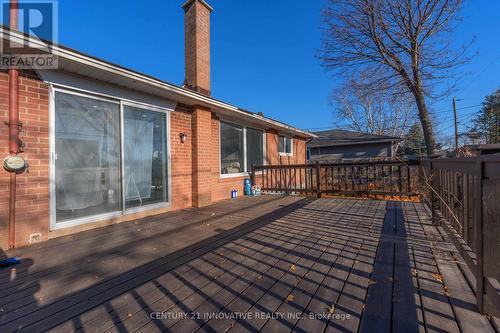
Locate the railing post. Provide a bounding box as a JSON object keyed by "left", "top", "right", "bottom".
{"left": 430, "top": 160, "right": 440, "bottom": 225}
{"left": 475, "top": 157, "right": 484, "bottom": 313}
{"left": 315, "top": 161, "right": 321, "bottom": 198}
{"left": 428, "top": 160, "right": 435, "bottom": 223}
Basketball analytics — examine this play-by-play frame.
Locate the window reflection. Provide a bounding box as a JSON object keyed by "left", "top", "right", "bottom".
{"left": 221, "top": 122, "right": 244, "bottom": 174}
{"left": 55, "top": 92, "right": 121, "bottom": 222}
{"left": 124, "top": 106, "right": 168, "bottom": 209}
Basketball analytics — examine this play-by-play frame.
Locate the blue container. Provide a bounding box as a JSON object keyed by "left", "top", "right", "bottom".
{"left": 244, "top": 178, "right": 252, "bottom": 196}
{"left": 0, "top": 257, "right": 21, "bottom": 269}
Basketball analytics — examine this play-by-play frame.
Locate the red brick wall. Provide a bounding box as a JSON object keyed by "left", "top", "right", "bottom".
{"left": 0, "top": 72, "right": 49, "bottom": 249}
{"left": 191, "top": 105, "right": 212, "bottom": 207}
{"left": 266, "top": 129, "right": 307, "bottom": 165}
{"left": 170, "top": 104, "right": 193, "bottom": 210}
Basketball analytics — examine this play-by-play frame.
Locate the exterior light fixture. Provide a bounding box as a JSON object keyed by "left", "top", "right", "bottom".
{"left": 179, "top": 132, "right": 187, "bottom": 143}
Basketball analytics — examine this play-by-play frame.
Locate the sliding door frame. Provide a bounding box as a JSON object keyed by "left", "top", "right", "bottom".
{"left": 49, "top": 85, "right": 172, "bottom": 231}
{"left": 120, "top": 100, "right": 171, "bottom": 214}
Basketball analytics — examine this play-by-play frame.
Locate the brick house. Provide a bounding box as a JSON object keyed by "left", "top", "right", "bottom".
{"left": 0, "top": 0, "right": 313, "bottom": 248}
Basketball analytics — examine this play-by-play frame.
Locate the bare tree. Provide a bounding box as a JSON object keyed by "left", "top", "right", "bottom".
{"left": 320, "top": 0, "right": 468, "bottom": 156}
{"left": 332, "top": 72, "right": 415, "bottom": 153}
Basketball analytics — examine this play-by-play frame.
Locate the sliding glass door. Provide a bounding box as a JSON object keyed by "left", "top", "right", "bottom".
{"left": 53, "top": 90, "right": 169, "bottom": 226}
{"left": 54, "top": 91, "right": 121, "bottom": 222}
{"left": 123, "top": 105, "right": 167, "bottom": 209}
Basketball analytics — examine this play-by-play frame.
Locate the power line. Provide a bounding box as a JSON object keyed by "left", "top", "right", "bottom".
{"left": 457, "top": 104, "right": 482, "bottom": 110}
{"left": 434, "top": 110, "right": 478, "bottom": 121}
{"left": 434, "top": 112, "right": 477, "bottom": 136}
{"left": 431, "top": 104, "right": 482, "bottom": 115}
{"left": 458, "top": 54, "right": 500, "bottom": 91}
{"left": 305, "top": 103, "right": 483, "bottom": 133}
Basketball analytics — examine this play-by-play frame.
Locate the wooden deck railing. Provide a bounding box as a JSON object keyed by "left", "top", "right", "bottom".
{"left": 419, "top": 156, "right": 500, "bottom": 317}
{"left": 251, "top": 160, "right": 418, "bottom": 198}
{"left": 251, "top": 157, "right": 500, "bottom": 317}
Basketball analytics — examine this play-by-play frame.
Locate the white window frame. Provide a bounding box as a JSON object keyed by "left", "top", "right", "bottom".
{"left": 219, "top": 120, "right": 266, "bottom": 179}
{"left": 278, "top": 135, "right": 293, "bottom": 156}
{"left": 49, "top": 85, "right": 173, "bottom": 230}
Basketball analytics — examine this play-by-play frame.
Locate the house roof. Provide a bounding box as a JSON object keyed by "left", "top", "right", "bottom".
{"left": 308, "top": 129, "right": 401, "bottom": 148}
{"left": 0, "top": 26, "right": 314, "bottom": 139}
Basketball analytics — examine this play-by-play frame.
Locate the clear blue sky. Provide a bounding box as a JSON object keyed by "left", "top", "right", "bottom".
{"left": 21, "top": 1, "right": 500, "bottom": 137}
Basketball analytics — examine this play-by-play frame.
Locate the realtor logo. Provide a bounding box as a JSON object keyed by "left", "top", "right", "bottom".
{"left": 0, "top": 0, "right": 58, "bottom": 69}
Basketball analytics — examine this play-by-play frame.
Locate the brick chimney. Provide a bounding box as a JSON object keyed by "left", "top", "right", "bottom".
{"left": 182, "top": 0, "right": 212, "bottom": 96}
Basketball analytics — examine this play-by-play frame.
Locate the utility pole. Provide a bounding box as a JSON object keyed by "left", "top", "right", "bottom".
{"left": 453, "top": 97, "right": 459, "bottom": 156}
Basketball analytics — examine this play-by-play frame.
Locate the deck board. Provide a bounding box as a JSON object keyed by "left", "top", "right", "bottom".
{"left": 0, "top": 196, "right": 493, "bottom": 333}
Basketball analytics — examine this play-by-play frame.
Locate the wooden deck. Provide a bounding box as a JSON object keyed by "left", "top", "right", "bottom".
{"left": 0, "top": 196, "right": 494, "bottom": 333}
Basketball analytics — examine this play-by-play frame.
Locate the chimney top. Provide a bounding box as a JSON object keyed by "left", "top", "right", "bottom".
{"left": 183, "top": 0, "right": 212, "bottom": 95}
{"left": 182, "top": 0, "right": 213, "bottom": 12}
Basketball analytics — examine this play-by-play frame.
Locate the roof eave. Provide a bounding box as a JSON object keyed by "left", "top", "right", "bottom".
{"left": 0, "top": 27, "right": 314, "bottom": 139}
{"left": 308, "top": 138, "right": 401, "bottom": 147}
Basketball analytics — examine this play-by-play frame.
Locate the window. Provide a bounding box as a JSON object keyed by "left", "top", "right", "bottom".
{"left": 220, "top": 122, "right": 264, "bottom": 175}
{"left": 246, "top": 127, "right": 263, "bottom": 170}
{"left": 278, "top": 135, "right": 293, "bottom": 155}
{"left": 54, "top": 90, "right": 169, "bottom": 225}
{"left": 221, "top": 122, "right": 244, "bottom": 174}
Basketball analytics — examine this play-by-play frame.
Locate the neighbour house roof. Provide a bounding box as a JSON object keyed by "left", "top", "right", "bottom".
{"left": 308, "top": 129, "right": 401, "bottom": 148}
{"left": 0, "top": 26, "right": 314, "bottom": 138}
{"left": 464, "top": 144, "right": 500, "bottom": 155}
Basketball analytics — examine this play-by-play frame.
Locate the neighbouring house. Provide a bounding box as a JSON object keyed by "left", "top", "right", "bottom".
{"left": 461, "top": 144, "right": 500, "bottom": 156}
{"left": 0, "top": 0, "right": 314, "bottom": 248}
{"left": 307, "top": 129, "right": 401, "bottom": 162}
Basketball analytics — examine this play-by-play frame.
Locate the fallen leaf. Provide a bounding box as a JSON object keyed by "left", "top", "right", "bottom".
{"left": 328, "top": 305, "right": 335, "bottom": 314}
{"left": 443, "top": 286, "right": 450, "bottom": 296}
{"left": 432, "top": 273, "right": 443, "bottom": 283}
{"left": 286, "top": 295, "right": 295, "bottom": 302}
{"left": 289, "top": 264, "right": 297, "bottom": 272}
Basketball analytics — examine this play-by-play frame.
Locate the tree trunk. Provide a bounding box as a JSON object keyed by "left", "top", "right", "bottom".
{"left": 413, "top": 90, "right": 437, "bottom": 156}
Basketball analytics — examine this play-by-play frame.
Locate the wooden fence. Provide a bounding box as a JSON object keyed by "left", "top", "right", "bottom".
{"left": 251, "top": 160, "right": 418, "bottom": 198}
{"left": 420, "top": 156, "right": 500, "bottom": 317}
